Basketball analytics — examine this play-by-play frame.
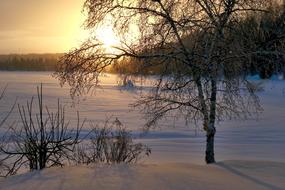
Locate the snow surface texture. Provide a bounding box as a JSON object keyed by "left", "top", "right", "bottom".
{"left": 0, "top": 72, "right": 285, "bottom": 165}
{"left": 0, "top": 160, "right": 284, "bottom": 190}
{"left": 0, "top": 72, "right": 285, "bottom": 189}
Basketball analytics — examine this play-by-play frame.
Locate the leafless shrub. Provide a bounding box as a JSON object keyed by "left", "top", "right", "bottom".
{"left": 0, "top": 85, "right": 85, "bottom": 176}
{"left": 0, "top": 85, "right": 16, "bottom": 176}
{"left": 71, "top": 118, "right": 151, "bottom": 165}
{"left": 0, "top": 85, "right": 15, "bottom": 127}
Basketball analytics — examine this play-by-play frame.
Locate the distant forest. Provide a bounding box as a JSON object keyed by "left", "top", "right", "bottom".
{"left": 109, "top": 2, "right": 285, "bottom": 79}
{"left": 2, "top": 3, "right": 285, "bottom": 79}
{"left": 0, "top": 54, "right": 62, "bottom": 71}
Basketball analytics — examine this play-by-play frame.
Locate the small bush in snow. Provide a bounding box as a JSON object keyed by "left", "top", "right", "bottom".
{"left": 0, "top": 85, "right": 84, "bottom": 176}
{"left": 72, "top": 119, "right": 151, "bottom": 165}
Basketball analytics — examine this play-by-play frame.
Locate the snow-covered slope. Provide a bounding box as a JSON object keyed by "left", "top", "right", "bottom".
{"left": 1, "top": 160, "right": 284, "bottom": 190}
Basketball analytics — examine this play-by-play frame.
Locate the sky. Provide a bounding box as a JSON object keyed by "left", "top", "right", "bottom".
{"left": 0, "top": 0, "right": 87, "bottom": 54}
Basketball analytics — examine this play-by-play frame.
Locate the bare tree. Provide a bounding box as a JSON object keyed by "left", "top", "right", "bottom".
{"left": 0, "top": 85, "right": 84, "bottom": 176}
{"left": 55, "top": 0, "right": 281, "bottom": 163}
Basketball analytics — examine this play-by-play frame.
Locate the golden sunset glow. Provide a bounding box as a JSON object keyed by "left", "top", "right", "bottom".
{"left": 0, "top": 0, "right": 86, "bottom": 54}
{"left": 95, "top": 26, "right": 121, "bottom": 53}
{"left": 96, "top": 27, "right": 120, "bottom": 47}
{"left": 0, "top": 0, "right": 140, "bottom": 54}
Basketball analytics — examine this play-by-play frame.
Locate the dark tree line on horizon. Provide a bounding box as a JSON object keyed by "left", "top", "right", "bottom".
{"left": 1, "top": 3, "right": 285, "bottom": 77}
{"left": 110, "top": 2, "right": 285, "bottom": 79}
{"left": 0, "top": 54, "right": 61, "bottom": 71}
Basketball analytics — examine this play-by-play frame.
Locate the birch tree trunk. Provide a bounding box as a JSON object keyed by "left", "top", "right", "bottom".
{"left": 206, "top": 78, "right": 217, "bottom": 163}
{"left": 205, "top": 123, "right": 216, "bottom": 163}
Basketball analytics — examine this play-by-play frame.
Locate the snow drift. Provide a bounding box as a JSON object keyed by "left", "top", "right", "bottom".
{"left": 0, "top": 160, "right": 284, "bottom": 190}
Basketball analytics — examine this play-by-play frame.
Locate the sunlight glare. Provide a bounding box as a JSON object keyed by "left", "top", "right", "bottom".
{"left": 95, "top": 26, "right": 121, "bottom": 53}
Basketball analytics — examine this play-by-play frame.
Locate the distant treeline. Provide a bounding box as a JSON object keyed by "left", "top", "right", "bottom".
{"left": 3, "top": 3, "right": 285, "bottom": 78}
{"left": 0, "top": 54, "right": 63, "bottom": 71}
{"left": 110, "top": 2, "right": 285, "bottom": 79}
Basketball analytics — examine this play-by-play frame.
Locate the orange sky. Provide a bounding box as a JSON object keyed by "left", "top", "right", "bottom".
{"left": 0, "top": 0, "right": 86, "bottom": 54}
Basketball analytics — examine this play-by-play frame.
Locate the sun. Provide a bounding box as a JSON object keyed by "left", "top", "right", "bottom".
{"left": 95, "top": 26, "right": 120, "bottom": 53}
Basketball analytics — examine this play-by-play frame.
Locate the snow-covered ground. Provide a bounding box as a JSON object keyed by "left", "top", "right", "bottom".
{"left": 0, "top": 71, "right": 285, "bottom": 164}
{"left": 0, "top": 72, "right": 285, "bottom": 189}
{"left": 1, "top": 160, "right": 284, "bottom": 190}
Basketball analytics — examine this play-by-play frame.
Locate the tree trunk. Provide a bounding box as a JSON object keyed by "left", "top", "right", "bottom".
{"left": 205, "top": 77, "right": 217, "bottom": 164}
{"left": 205, "top": 123, "right": 216, "bottom": 164}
